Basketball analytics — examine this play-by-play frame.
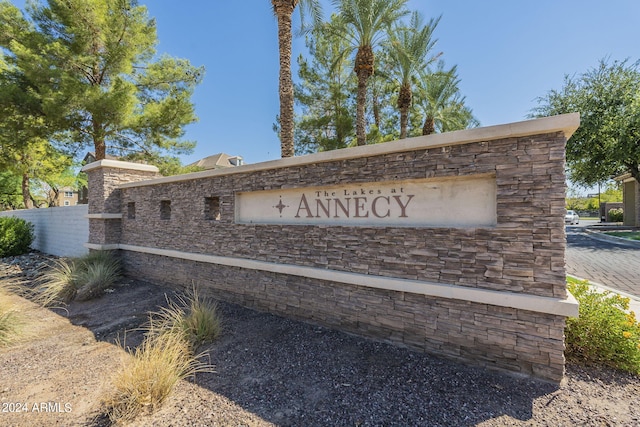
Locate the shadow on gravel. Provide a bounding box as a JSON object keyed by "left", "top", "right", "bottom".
{"left": 52, "top": 278, "right": 181, "bottom": 349}
{"left": 56, "top": 278, "right": 558, "bottom": 427}
{"left": 194, "top": 303, "right": 557, "bottom": 427}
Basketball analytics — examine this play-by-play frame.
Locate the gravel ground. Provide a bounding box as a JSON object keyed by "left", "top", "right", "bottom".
{"left": 1, "top": 252, "right": 639, "bottom": 426}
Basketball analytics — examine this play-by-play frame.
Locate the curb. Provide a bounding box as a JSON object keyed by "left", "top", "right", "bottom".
{"left": 582, "top": 228, "right": 640, "bottom": 249}
{"left": 567, "top": 274, "right": 640, "bottom": 315}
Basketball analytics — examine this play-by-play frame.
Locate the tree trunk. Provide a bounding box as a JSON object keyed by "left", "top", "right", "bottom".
{"left": 95, "top": 140, "right": 106, "bottom": 160}
{"left": 372, "top": 84, "right": 381, "bottom": 130}
{"left": 21, "top": 173, "right": 33, "bottom": 209}
{"left": 397, "top": 83, "right": 412, "bottom": 139}
{"left": 354, "top": 45, "right": 374, "bottom": 146}
{"left": 50, "top": 187, "right": 60, "bottom": 207}
{"left": 355, "top": 72, "right": 368, "bottom": 146}
{"left": 422, "top": 115, "right": 435, "bottom": 135}
{"left": 93, "top": 118, "right": 106, "bottom": 160}
{"left": 273, "top": 1, "right": 296, "bottom": 158}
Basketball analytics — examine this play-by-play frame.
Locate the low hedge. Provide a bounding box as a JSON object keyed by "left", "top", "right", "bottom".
{"left": 0, "top": 217, "right": 34, "bottom": 257}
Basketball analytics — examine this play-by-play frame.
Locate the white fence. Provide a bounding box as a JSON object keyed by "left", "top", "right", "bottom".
{"left": 0, "top": 205, "right": 89, "bottom": 257}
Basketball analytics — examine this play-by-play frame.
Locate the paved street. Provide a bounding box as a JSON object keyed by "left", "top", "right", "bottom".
{"left": 565, "top": 225, "right": 640, "bottom": 299}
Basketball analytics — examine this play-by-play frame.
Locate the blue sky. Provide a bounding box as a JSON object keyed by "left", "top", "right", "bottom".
{"left": 10, "top": 1, "right": 640, "bottom": 166}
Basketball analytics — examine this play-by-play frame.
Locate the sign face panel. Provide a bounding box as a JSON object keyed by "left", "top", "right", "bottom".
{"left": 236, "top": 175, "right": 497, "bottom": 228}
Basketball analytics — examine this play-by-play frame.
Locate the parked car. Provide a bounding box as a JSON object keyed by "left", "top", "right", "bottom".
{"left": 565, "top": 209, "right": 580, "bottom": 225}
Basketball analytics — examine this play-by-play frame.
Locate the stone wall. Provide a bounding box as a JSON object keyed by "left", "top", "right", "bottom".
{"left": 83, "top": 160, "right": 160, "bottom": 248}
{"left": 83, "top": 114, "right": 581, "bottom": 382}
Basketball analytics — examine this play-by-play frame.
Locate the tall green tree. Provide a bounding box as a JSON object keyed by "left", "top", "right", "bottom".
{"left": 272, "top": 0, "right": 322, "bottom": 158}
{"left": 0, "top": 52, "right": 68, "bottom": 208}
{"left": 294, "top": 16, "right": 355, "bottom": 154}
{"left": 0, "top": 0, "right": 203, "bottom": 161}
{"left": 0, "top": 135, "right": 72, "bottom": 208}
{"left": 415, "top": 62, "right": 478, "bottom": 135}
{"left": 533, "top": 58, "right": 640, "bottom": 187}
{"left": 330, "top": 0, "right": 409, "bottom": 146}
{"left": 0, "top": 171, "right": 23, "bottom": 210}
{"left": 386, "top": 11, "right": 440, "bottom": 139}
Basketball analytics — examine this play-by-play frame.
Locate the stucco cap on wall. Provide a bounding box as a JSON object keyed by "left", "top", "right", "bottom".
{"left": 81, "top": 159, "right": 159, "bottom": 173}
{"left": 118, "top": 113, "right": 580, "bottom": 189}
{"left": 614, "top": 173, "right": 636, "bottom": 183}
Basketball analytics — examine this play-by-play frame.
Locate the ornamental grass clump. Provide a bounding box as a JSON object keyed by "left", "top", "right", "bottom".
{"left": 105, "top": 331, "right": 212, "bottom": 424}
{"left": 74, "top": 251, "right": 121, "bottom": 301}
{"left": 104, "top": 289, "right": 218, "bottom": 424}
{"left": 33, "top": 251, "right": 121, "bottom": 306}
{"left": 32, "top": 258, "right": 79, "bottom": 306}
{"left": 566, "top": 280, "right": 640, "bottom": 374}
{"left": 153, "top": 287, "right": 222, "bottom": 347}
{"left": 0, "top": 283, "right": 22, "bottom": 347}
{"left": 0, "top": 309, "right": 17, "bottom": 347}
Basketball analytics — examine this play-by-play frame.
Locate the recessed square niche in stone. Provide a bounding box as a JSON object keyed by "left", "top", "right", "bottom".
{"left": 127, "top": 202, "right": 135, "bottom": 220}
{"left": 204, "top": 196, "right": 221, "bottom": 221}
{"left": 160, "top": 200, "right": 171, "bottom": 220}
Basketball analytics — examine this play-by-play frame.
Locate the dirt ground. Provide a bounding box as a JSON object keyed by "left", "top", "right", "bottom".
{"left": 1, "top": 252, "right": 640, "bottom": 427}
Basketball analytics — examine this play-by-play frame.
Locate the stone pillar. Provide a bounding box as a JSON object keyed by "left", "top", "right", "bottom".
{"left": 621, "top": 177, "right": 639, "bottom": 227}
{"left": 81, "top": 160, "right": 159, "bottom": 250}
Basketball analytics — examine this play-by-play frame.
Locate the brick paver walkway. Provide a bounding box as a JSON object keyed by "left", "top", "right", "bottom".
{"left": 565, "top": 227, "right": 640, "bottom": 298}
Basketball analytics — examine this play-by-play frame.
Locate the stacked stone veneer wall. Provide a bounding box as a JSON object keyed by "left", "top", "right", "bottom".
{"left": 85, "top": 164, "right": 160, "bottom": 247}
{"left": 83, "top": 114, "right": 580, "bottom": 382}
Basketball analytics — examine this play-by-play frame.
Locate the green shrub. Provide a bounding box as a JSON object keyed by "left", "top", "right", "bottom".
{"left": 566, "top": 280, "right": 640, "bottom": 374}
{"left": 0, "top": 217, "right": 34, "bottom": 257}
{"left": 608, "top": 208, "right": 624, "bottom": 222}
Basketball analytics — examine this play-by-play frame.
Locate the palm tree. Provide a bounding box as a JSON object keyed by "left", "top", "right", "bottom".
{"left": 415, "top": 62, "right": 479, "bottom": 135}
{"left": 386, "top": 12, "right": 440, "bottom": 139}
{"left": 331, "top": 0, "right": 409, "bottom": 146}
{"left": 272, "top": 0, "right": 322, "bottom": 158}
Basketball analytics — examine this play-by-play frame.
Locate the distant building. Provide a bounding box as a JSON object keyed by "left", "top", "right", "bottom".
{"left": 52, "top": 186, "right": 80, "bottom": 206}
{"left": 188, "top": 153, "right": 244, "bottom": 170}
{"left": 82, "top": 152, "right": 119, "bottom": 165}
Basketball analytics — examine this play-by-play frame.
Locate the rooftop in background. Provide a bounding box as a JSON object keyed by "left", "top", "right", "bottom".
{"left": 188, "top": 153, "right": 244, "bottom": 170}
{"left": 82, "top": 152, "right": 119, "bottom": 164}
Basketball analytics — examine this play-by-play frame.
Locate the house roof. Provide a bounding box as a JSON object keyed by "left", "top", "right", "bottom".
{"left": 188, "top": 153, "right": 243, "bottom": 170}
{"left": 82, "top": 152, "right": 119, "bottom": 164}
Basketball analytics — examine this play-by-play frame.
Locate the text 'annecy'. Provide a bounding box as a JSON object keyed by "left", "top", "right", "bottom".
{"left": 295, "top": 190, "right": 414, "bottom": 219}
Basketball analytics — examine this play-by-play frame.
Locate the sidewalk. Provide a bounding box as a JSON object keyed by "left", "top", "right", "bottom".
{"left": 565, "top": 227, "right": 640, "bottom": 298}
{"left": 584, "top": 231, "right": 640, "bottom": 313}
{"left": 566, "top": 226, "right": 640, "bottom": 315}
{"left": 568, "top": 274, "right": 640, "bottom": 315}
